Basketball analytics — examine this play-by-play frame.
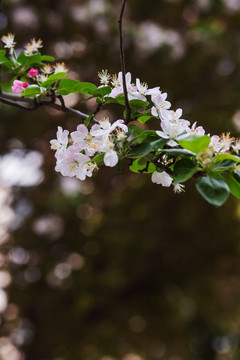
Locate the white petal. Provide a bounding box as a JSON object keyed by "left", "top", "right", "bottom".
{"left": 151, "top": 106, "right": 158, "bottom": 118}
{"left": 104, "top": 150, "right": 118, "bottom": 167}
{"left": 151, "top": 171, "right": 173, "bottom": 187}
{"left": 176, "top": 108, "right": 183, "bottom": 119}
{"left": 156, "top": 131, "right": 169, "bottom": 139}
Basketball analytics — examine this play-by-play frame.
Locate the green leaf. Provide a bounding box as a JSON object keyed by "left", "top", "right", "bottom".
{"left": 174, "top": 158, "right": 198, "bottom": 183}
{"left": 214, "top": 153, "right": 240, "bottom": 163}
{"left": 213, "top": 159, "right": 236, "bottom": 171}
{"left": 0, "top": 50, "right": 14, "bottom": 68}
{"left": 127, "top": 124, "right": 144, "bottom": 137}
{"left": 129, "top": 99, "right": 149, "bottom": 110}
{"left": 57, "top": 79, "right": 97, "bottom": 95}
{"left": 223, "top": 172, "right": 240, "bottom": 199}
{"left": 178, "top": 135, "right": 210, "bottom": 154}
{"left": 196, "top": 176, "right": 230, "bottom": 207}
{"left": 90, "top": 153, "right": 104, "bottom": 166}
{"left": 0, "top": 50, "right": 8, "bottom": 64}
{"left": 75, "top": 82, "right": 98, "bottom": 95}
{"left": 163, "top": 148, "right": 196, "bottom": 157}
{"left": 130, "top": 158, "right": 156, "bottom": 173}
{"left": 137, "top": 115, "right": 152, "bottom": 124}
{"left": 21, "top": 85, "right": 41, "bottom": 98}
{"left": 41, "top": 55, "right": 55, "bottom": 62}
{"left": 91, "top": 86, "right": 111, "bottom": 98}
{"left": 84, "top": 114, "right": 94, "bottom": 127}
{"left": 17, "top": 52, "right": 42, "bottom": 66}
{"left": 56, "top": 79, "right": 80, "bottom": 95}
{"left": 150, "top": 138, "right": 168, "bottom": 150}
{"left": 41, "top": 72, "right": 68, "bottom": 88}
{"left": 115, "top": 96, "right": 125, "bottom": 106}
{"left": 127, "top": 142, "right": 153, "bottom": 158}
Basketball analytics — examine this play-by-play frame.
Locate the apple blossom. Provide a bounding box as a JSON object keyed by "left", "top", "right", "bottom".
{"left": 1, "top": 33, "right": 16, "bottom": 48}
{"left": 11, "top": 80, "right": 29, "bottom": 94}
{"left": 156, "top": 117, "right": 190, "bottom": 147}
{"left": 24, "top": 38, "right": 43, "bottom": 55}
{"left": 151, "top": 90, "right": 171, "bottom": 120}
{"left": 28, "top": 68, "right": 39, "bottom": 77}
{"left": 109, "top": 72, "right": 147, "bottom": 101}
{"left": 54, "top": 63, "right": 68, "bottom": 74}
{"left": 1, "top": 30, "right": 240, "bottom": 206}
{"left": 50, "top": 126, "right": 69, "bottom": 155}
{"left": 136, "top": 78, "right": 159, "bottom": 96}
{"left": 151, "top": 171, "right": 173, "bottom": 187}
{"left": 90, "top": 118, "right": 128, "bottom": 141}
{"left": 103, "top": 149, "right": 119, "bottom": 167}
{"left": 98, "top": 70, "right": 111, "bottom": 86}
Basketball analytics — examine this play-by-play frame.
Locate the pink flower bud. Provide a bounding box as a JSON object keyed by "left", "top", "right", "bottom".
{"left": 11, "top": 80, "right": 28, "bottom": 94}
{"left": 28, "top": 68, "right": 39, "bottom": 77}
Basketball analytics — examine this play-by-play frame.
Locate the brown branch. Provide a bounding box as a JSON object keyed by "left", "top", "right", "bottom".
{"left": 0, "top": 92, "right": 98, "bottom": 123}
{"left": 148, "top": 156, "right": 174, "bottom": 176}
{"left": 118, "top": 0, "right": 131, "bottom": 124}
{"left": 93, "top": 102, "right": 102, "bottom": 116}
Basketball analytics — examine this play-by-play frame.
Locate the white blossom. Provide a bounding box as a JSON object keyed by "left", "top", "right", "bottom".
{"left": 24, "top": 38, "right": 43, "bottom": 55}
{"left": 151, "top": 171, "right": 173, "bottom": 187}
{"left": 109, "top": 72, "right": 147, "bottom": 101}
{"left": 90, "top": 118, "right": 128, "bottom": 141}
{"left": 1, "top": 33, "right": 16, "bottom": 49}
{"left": 98, "top": 69, "right": 111, "bottom": 85}
{"left": 50, "top": 126, "right": 69, "bottom": 155}
{"left": 103, "top": 149, "right": 119, "bottom": 167}
{"left": 151, "top": 90, "right": 171, "bottom": 120}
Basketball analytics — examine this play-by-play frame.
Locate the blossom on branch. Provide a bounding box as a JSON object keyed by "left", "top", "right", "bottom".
{"left": 11, "top": 80, "right": 29, "bottom": 94}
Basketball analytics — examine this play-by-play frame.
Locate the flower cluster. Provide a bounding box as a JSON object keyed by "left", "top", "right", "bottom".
{"left": 1, "top": 33, "right": 240, "bottom": 206}
{"left": 50, "top": 119, "right": 128, "bottom": 180}
{"left": 1, "top": 34, "right": 68, "bottom": 96}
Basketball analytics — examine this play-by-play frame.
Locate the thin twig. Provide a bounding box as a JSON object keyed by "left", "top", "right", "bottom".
{"left": 93, "top": 102, "right": 102, "bottom": 116}
{"left": 118, "top": 0, "right": 131, "bottom": 124}
{"left": 0, "top": 92, "right": 98, "bottom": 123}
{"left": 148, "top": 156, "right": 174, "bottom": 176}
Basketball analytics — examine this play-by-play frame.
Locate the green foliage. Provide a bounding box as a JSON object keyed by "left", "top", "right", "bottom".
{"left": 129, "top": 99, "right": 149, "bottom": 110}
{"left": 130, "top": 158, "right": 156, "bottom": 173}
{"left": 84, "top": 114, "right": 94, "bottom": 127}
{"left": 17, "top": 52, "right": 42, "bottom": 67}
{"left": 57, "top": 79, "right": 97, "bottom": 95}
{"left": 21, "top": 85, "right": 41, "bottom": 98}
{"left": 127, "top": 142, "right": 153, "bottom": 158}
{"left": 41, "top": 72, "right": 68, "bottom": 88}
{"left": 137, "top": 115, "right": 152, "bottom": 124}
{"left": 214, "top": 153, "right": 240, "bottom": 163}
{"left": 196, "top": 176, "right": 230, "bottom": 206}
{"left": 213, "top": 159, "right": 236, "bottom": 171}
{"left": 91, "top": 86, "right": 112, "bottom": 97}
{"left": 0, "top": 49, "right": 14, "bottom": 68}
{"left": 178, "top": 135, "right": 210, "bottom": 154}
{"left": 174, "top": 158, "right": 198, "bottom": 183}
{"left": 41, "top": 55, "right": 55, "bottom": 62}
{"left": 223, "top": 172, "right": 240, "bottom": 199}
{"left": 163, "top": 148, "right": 196, "bottom": 156}
{"left": 89, "top": 152, "right": 104, "bottom": 166}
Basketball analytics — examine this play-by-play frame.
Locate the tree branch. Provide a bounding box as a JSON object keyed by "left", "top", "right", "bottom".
{"left": 148, "top": 156, "right": 174, "bottom": 176}
{"left": 0, "top": 92, "right": 98, "bottom": 123}
{"left": 118, "top": 0, "right": 131, "bottom": 124}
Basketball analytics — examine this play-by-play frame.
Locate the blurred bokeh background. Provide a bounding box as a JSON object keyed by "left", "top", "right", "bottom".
{"left": 1, "top": 0, "right": 240, "bottom": 359}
